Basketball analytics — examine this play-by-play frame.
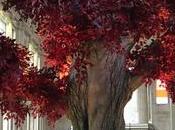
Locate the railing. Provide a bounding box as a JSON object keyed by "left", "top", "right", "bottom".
{"left": 125, "top": 123, "right": 156, "bottom": 130}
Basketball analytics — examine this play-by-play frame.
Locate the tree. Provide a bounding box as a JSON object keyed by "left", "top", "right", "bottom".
{"left": 0, "top": 34, "right": 31, "bottom": 126}
{"left": 0, "top": 34, "right": 67, "bottom": 126}
{"left": 2, "top": 0, "right": 175, "bottom": 130}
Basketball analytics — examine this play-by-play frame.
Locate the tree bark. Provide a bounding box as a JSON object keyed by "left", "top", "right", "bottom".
{"left": 68, "top": 49, "right": 135, "bottom": 130}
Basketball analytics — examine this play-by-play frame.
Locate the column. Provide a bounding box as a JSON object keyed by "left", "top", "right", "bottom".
{"left": 170, "top": 100, "right": 175, "bottom": 130}
{"left": 137, "top": 84, "right": 148, "bottom": 123}
{"left": 0, "top": 111, "right": 3, "bottom": 130}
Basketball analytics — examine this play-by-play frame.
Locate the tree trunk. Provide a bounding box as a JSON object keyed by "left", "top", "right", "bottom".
{"left": 68, "top": 50, "right": 134, "bottom": 130}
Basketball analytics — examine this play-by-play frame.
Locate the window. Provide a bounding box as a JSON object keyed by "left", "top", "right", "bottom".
{"left": 29, "top": 43, "right": 35, "bottom": 66}
{"left": 34, "top": 116, "right": 39, "bottom": 130}
{"left": 28, "top": 43, "right": 40, "bottom": 130}
{"left": 27, "top": 114, "right": 30, "bottom": 130}
{"left": 3, "top": 118, "right": 8, "bottom": 130}
{"left": 124, "top": 90, "right": 139, "bottom": 124}
{"left": 12, "top": 28, "right": 16, "bottom": 39}
{"left": 29, "top": 43, "right": 40, "bottom": 69}
{"left": 156, "top": 80, "right": 168, "bottom": 104}
{"left": 33, "top": 52, "right": 38, "bottom": 67}
{"left": 0, "top": 20, "right": 6, "bottom": 34}
{"left": 37, "top": 56, "right": 41, "bottom": 69}
{"left": 3, "top": 115, "right": 12, "bottom": 130}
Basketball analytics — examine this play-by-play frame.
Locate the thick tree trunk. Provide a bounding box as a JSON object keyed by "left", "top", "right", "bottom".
{"left": 68, "top": 50, "right": 134, "bottom": 130}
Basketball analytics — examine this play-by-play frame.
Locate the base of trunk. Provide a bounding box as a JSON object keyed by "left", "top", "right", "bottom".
{"left": 69, "top": 50, "right": 133, "bottom": 130}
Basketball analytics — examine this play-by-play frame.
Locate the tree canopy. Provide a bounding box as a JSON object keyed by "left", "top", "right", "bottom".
{"left": 1, "top": 0, "right": 175, "bottom": 126}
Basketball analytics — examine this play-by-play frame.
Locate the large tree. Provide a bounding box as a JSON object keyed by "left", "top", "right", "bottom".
{"left": 2, "top": 0, "right": 175, "bottom": 130}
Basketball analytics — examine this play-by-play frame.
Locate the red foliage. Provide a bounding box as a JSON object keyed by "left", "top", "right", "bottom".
{"left": 19, "top": 67, "right": 68, "bottom": 125}
{"left": 2, "top": 0, "right": 175, "bottom": 125}
{"left": 0, "top": 34, "right": 30, "bottom": 126}
{"left": 0, "top": 34, "right": 68, "bottom": 124}
{"left": 158, "top": 7, "right": 171, "bottom": 21}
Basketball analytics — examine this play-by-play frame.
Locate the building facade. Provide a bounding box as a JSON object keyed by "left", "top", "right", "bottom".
{"left": 0, "top": 9, "right": 47, "bottom": 130}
